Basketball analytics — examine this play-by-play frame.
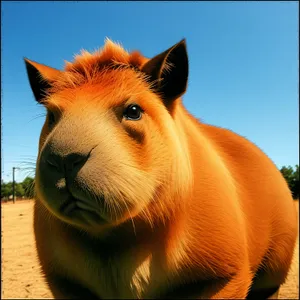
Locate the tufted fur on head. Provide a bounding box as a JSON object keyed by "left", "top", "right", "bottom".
{"left": 51, "top": 38, "right": 149, "bottom": 92}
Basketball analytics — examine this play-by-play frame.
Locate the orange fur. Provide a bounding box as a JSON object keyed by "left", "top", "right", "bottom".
{"left": 26, "top": 39, "right": 298, "bottom": 299}
{"left": 48, "top": 38, "right": 149, "bottom": 94}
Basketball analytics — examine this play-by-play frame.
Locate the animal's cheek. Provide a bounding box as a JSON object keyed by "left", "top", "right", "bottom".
{"left": 73, "top": 158, "right": 113, "bottom": 197}
{"left": 78, "top": 152, "right": 156, "bottom": 206}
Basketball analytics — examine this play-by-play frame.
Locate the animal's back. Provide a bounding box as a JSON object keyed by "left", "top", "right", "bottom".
{"left": 197, "top": 118, "right": 297, "bottom": 278}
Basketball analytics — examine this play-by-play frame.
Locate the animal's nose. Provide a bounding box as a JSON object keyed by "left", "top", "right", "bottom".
{"left": 46, "top": 152, "right": 89, "bottom": 175}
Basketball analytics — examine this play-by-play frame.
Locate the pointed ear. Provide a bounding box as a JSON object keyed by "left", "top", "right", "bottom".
{"left": 141, "top": 39, "right": 188, "bottom": 107}
{"left": 24, "top": 58, "right": 61, "bottom": 103}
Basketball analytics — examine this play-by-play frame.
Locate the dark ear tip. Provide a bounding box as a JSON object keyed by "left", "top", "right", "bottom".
{"left": 24, "top": 58, "right": 36, "bottom": 67}
{"left": 179, "top": 38, "right": 186, "bottom": 46}
{"left": 24, "top": 58, "right": 32, "bottom": 68}
{"left": 173, "top": 38, "right": 187, "bottom": 51}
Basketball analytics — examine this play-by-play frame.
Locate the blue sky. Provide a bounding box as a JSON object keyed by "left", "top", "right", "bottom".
{"left": 1, "top": 1, "right": 299, "bottom": 183}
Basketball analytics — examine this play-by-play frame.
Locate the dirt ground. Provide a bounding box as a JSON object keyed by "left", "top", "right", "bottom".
{"left": 1, "top": 200, "right": 299, "bottom": 299}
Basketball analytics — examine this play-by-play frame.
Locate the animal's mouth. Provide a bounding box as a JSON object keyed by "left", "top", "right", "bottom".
{"left": 60, "top": 196, "right": 107, "bottom": 225}
{"left": 60, "top": 198, "right": 78, "bottom": 215}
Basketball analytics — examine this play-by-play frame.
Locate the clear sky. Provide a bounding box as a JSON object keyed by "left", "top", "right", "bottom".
{"left": 1, "top": 1, "right": 299, "bottom": 183}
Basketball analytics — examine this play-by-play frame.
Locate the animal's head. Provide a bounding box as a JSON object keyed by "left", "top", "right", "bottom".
{"left": 25, "top": 38, "right": 192, "bottom": 232}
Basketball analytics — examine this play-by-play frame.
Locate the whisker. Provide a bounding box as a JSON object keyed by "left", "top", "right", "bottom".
{"left": 109, "top": 195, "right": 120, "bottom": 222}
{"left": 26, "top": 113, "right": 47, "bottom": 124}
{"left": 19, "top": 155, "right": 37, "bottom": 159}
{"left": 121, "top": 196, "right": 136, "bottom": 236}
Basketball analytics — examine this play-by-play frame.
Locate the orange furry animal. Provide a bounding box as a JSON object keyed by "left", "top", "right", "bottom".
{"left": 25, "top": 38, "right": 297, "bottom": 299}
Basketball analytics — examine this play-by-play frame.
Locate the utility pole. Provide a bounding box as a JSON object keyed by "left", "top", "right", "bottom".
{"left": 12, "top": 167, "right": 20, "bottom": 204}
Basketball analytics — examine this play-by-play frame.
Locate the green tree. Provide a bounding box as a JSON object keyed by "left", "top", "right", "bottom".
{"left": 292, "top": 165, "right": 299, "bottom": 199}
{"left": 1, "top": 177, "right": 36, "bottom": 200}
{"left": 1, "top": 182, "right": 13, "bottom": 199}
{"left": 21, "top": 177, "right": 35, "bottom": 199}
{"left": 15, "top": 183, "right": 25, "bottom": 198}
{"left": 280, "top": 165, "right": 299, "bottom": 200}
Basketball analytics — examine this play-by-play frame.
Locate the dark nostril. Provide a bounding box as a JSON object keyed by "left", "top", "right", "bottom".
{"left": 43, "top": 147, "right": 94, "bottom": 175}
{"left": 73, "top": 155, "right": 85, "bottom": 166}
{"left": 64, "top": 153, "right": 89, "bottom": 172}
{"left": 46, "top": 154, "right": 61, "bottom": 170}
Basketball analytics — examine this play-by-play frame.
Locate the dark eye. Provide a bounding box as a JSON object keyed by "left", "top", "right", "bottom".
{"left": 48, "top": 111, "right": 56, "bottom": 127}
{"left": 123, "top": 104, "right": 143, "bottom": 121}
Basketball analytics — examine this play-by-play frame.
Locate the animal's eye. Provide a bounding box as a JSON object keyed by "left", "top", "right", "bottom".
{"left": 123, "top": 104, "right": 143, "bottom": 121}
{"left": 48, "top": 111, "right": 56, "bottom": 127}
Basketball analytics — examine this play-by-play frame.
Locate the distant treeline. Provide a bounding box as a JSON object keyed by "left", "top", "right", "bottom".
{"left": 1, "top": 177, "right": 35, "bottom": 200}
{"left": 280, "top": 165, "right": 299, "bottom": 200}
{"left": 1, "top": 165, "right": 299, "bottom": 201}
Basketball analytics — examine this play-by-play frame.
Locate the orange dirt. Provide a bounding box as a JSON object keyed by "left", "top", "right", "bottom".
{"left": 1, "top": 200, "right": 299, "bottom": 299}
